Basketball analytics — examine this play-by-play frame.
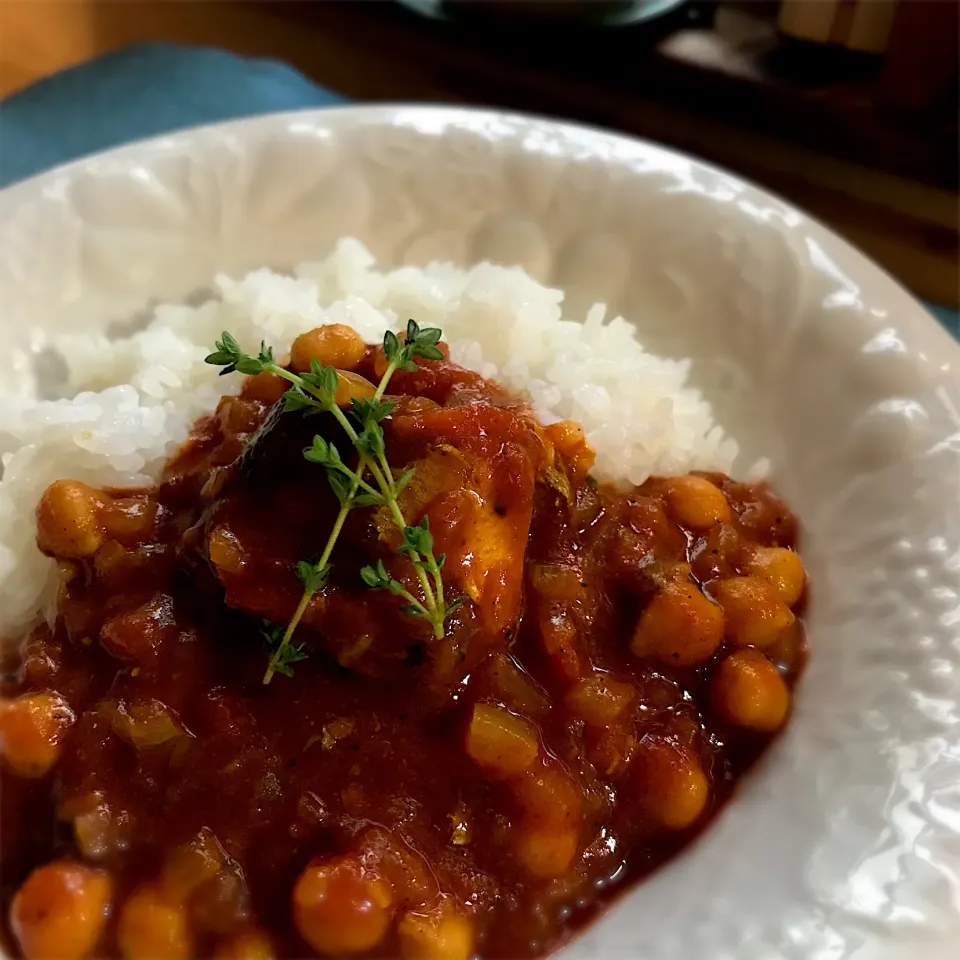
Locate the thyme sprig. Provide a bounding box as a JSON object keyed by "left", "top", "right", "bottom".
{"left": 260, "top": 622, "right": 308, "bottom": 679}
{"left": 205, "top": 321, "right": 460, "bottom": 682}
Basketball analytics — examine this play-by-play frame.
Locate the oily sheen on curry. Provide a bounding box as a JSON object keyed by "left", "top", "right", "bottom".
{"left": 0, "top": 323, "right": 806, "bottom": 960}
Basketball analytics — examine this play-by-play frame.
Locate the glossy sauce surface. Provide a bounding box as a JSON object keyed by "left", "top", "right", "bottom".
{"left": 1, "top": 347, "right": 806, "bottom": 959}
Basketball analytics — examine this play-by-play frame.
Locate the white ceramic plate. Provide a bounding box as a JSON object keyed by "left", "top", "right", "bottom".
{"left": 1, "top": 106, "right": 958, "bottom": 960}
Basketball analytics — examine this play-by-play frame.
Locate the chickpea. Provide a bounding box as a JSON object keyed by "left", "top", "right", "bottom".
{"left": 0, "top": 691, "right": 74, "bottom": 777}
{"left": 712, "top": 649, "right": 790, "bottom": 732}
{"left": 291, "top": 325, "right": 366, "bottom": 373}
{"left": 117, "top": 885, "right": 191, "bottom": 960}
{"left": 543, "top": 420, "right": 595, "bottom": 476}
{"left": 511, "top": 763, "right": 582, "bottom": 832}
{"left": 293, "top": 855, "right": 393, "bottom": 955}
{"left": 743, "top": 546, "right": 806, "bottom": 607}
{"left": 397, "top": 900, "right": 474, "bottom": 960}
{"left": 515, "top": 829, "right": 579, "bottom": 879}
{"left": 710, "top": 576, "right": 795, "bottom": 648}
{"left": 102, "top": 497, "right": 159, "bottom": 546}
{"left": 36, "top": 480, "right": 106, "bottom": 558}
{"left": 333, "top": 370, "right": 377, "bottom": 407}
{"left": 565, "top": 674, "right": 635, "bottom": 727}
{"left": 631, "top": 580, "right": 724, "bottom": 666}
{"left": 664, "top": 475, "right": 731, "bottom": 530}
{"left": 240, "top": 370, "right": 287, "bottom": 404}
{"left": 465, "top": 702, "right": 539, "bottom": 779}
{"left": 10, "top": 860, "right": 111, "bottom": 960}
{"left": 690, "top": 522, "right": 743, "bottom": 583}
{"left": 632, "top": 738, "right": 708, "bottom": 830}
{"left": 214, "top": 928, "right": 275, "bottom": 960}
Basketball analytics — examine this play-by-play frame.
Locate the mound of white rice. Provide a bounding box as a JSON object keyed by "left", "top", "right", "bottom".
{"left": 0, "top": 238, "right": 740, "bottom": 638}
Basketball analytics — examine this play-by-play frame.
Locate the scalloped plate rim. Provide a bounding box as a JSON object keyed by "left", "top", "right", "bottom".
{"left": 0, "top": 104, "right": 957, "bottom": 960}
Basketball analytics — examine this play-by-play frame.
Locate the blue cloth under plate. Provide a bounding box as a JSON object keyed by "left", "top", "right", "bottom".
{"left": 0, "top": 43, "right": 344, "bottom": 188}
{"left": 926, "top": 303, "right": 959, "bottom": 339}
{"left": 0, "top": 42, "right": 956, "bottom": 337}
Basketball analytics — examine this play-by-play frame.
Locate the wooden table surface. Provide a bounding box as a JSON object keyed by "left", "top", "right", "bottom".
{"left": 1, "top": 0, "right": 956, "bottom": 308}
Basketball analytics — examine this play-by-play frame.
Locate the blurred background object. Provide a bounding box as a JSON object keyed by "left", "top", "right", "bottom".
{"left": 399, "top": 0, "right": 688, "bottom": 26}
{"left": 777, "top": 0, "right": 899, "bottom": 53}
{"left": 0, "top": 0, "right": 956, "bottom": 309}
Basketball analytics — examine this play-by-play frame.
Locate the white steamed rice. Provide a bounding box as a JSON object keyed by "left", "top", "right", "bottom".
{"left": 0, "top": 237, "right": 741, "bottom": 638}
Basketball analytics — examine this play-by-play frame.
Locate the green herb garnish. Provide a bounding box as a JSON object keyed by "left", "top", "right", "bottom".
{"left": 206, "top": 320, "right": 460, "bottom": 683}
{"left": 260, "top": 622, "right": 308, "bottom": 679}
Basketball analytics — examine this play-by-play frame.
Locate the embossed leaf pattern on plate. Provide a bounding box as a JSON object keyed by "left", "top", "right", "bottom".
{"left": 0, "top": 106, "right": 957, "bottom": 960}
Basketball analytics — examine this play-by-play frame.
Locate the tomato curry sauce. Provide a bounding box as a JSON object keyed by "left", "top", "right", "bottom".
{"left": 0, "top": 324, "right": 806, "bottom": 960}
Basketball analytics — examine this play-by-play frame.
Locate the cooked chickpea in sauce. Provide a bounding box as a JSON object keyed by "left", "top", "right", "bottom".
{"left": 1, "top": 333, "right": 806, "bottom": 958}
